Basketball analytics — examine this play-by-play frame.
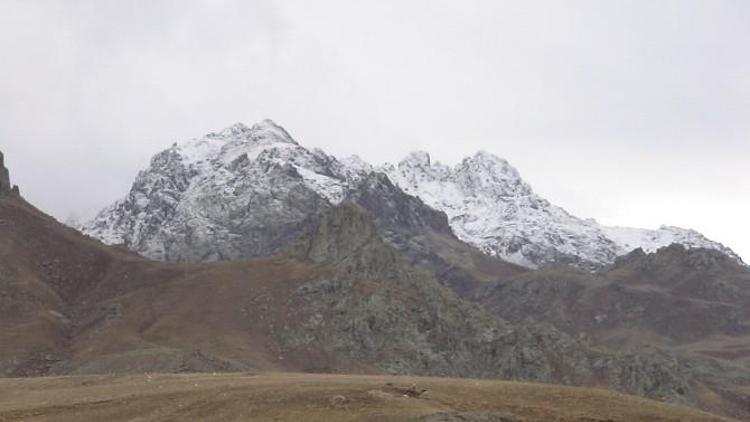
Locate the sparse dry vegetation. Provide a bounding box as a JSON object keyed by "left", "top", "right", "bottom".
{"left": 0, "top": 372, "right": 737, "bottom": 422}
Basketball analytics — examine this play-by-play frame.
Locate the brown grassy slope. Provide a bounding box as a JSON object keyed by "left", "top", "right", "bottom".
{"left": 0, "top": 197, "right": 571, "bottom": 381}
{"left": 0, "top": 195, "right": 741, "bottom": 419}
{"left": 0, "top": 195, "right": 325, "bottom": 375}
{"left": 0, "top": 196, "right": 125, "bottom": 374}
{"left": 0, "top": 372, "right": 737, "bottom": 422}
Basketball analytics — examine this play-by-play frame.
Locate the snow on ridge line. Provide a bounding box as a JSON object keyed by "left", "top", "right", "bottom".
{"left": 81, "top": 119, "right": 357, "bottom": 260}
{"left": 81, "top": 120, "right": 743, "bottom": 268}
{"left": 377, "top": 149, "right": 744, "bottom": 268}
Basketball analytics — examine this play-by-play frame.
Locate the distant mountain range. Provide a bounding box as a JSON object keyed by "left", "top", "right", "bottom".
{"left": 82, "top": 119, "right": 743, "bottom": 269}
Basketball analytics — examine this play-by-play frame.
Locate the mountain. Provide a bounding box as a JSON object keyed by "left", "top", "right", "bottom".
{"left": 3, "top": 147, "right": 750, "bottom": 419}
{"left": 381, "top": 150, "right": 743, "bottom": 269}
{"left": 0, "top": 181, "right": 698, "bottom": 405}
{"left": 476, "top": 244, "right": 750, "bottom": 419}
{"left": 83, "top": 120, "right": 338, "bottom": 261}
{"left": 82, "top": 120, "right": 742, "bottom": 271}
{"left": 81, "top": 120, "right": 526, "bottom": 296}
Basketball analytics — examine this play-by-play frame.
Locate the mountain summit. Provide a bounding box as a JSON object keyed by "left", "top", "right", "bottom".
{"left": 82, "top": 121, "right": 742, "bottom": 269}
{"left": 380, "top": 150, "right": 742, "bottom": 269}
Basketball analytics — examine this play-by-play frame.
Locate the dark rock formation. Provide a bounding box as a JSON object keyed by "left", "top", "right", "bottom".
{"left": 0, "top": 151, "right": 19, "bottom": 196}
{"left": 0, "top": 151, "right": 10, "bottom": 194}
{"left": 284, "top": 204, "right": 692, "bottom": 404}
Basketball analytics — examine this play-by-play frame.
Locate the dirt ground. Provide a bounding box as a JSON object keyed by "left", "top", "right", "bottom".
{"left": 0, "top": 372, "right": 736, "bottom": 422}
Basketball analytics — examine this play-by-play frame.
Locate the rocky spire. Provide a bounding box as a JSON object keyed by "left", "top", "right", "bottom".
{"left": 0, "top": 151, "right": 20, "bottom": 196}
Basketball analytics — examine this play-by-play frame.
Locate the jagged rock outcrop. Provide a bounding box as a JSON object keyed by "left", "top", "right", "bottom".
{"left": 342, "top": 172, "right": 526, "bottom": 295}
{"left": 282, "top": 204, "right": 693, "bottom": 404}
{"left": 289, "top": 202, "right": 400, "bottom": 278}
{"left": 0, "top": 151, "right": 19, "bottom": 196}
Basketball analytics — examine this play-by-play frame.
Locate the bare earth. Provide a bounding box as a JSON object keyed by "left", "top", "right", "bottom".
{"left": 0, "top": 372, "right": 736, "bottom": 422}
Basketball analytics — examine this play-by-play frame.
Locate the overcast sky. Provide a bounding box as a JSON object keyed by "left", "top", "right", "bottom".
{"left": 1, "top": 0, "right": 748, "bottom": 260}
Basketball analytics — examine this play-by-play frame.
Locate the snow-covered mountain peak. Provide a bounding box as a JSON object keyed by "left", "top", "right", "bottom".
{"left": 204, "top": 119, "right": 296, "bottom": 144}
{"left": 401, "top": 150, "right": 432, "bottom": 167}
{"left": 171, "top": 120, "right": 303, "bottom": 168}
{"left": 340, "top": 155, "right": 373, "bottom": 174}
{"left": 380, "top": 149, "right": 742, "bottom": 269}
{"left": 82, "top": 120, "right": 367, "bottom": 259}
{"left": 82, "top": 120, "right": 743, "bottom": 269}
{"left": 388, "top": 149, "right": 532, "bottom": 198}
{"left": 467, "top": 150, "right": 511, "bottom": 165}
{"left": 213, "top": 122, "right": 252, "bottom": 138}
{"left": 461, "top": 151, "right": 518, "bottom": 179}
{"left": 455, "top": 151, "right": 532, "bottom": 198}
{"left": 249, "top": 119, "right": 297, "bottom": 144}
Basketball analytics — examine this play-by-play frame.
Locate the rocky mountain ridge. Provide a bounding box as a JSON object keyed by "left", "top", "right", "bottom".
{"left": 82, "top": 120, "right": 742, "bottom": 270}
{"left": 380, "top": 150, "right": 742, "bottom": 269}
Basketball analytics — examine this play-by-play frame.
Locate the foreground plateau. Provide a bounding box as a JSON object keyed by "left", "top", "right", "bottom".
{"left": 0, "top": 372, "right": 737, "bottom": 422}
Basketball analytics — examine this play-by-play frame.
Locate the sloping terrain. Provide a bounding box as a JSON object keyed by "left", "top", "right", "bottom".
{"left": 0, "top": 195, "right": 703, "bottom": 407}
{"left": 479, "top": 246, "right": 750, "bottom": 350}
{"left": 1, "top": 150, "right": 748, "bottom": 419}
{"left": 0, "top": 194, "right": 672, "bottom": 387}
{"left": 477, "top": 246, "right": 750, "bottom": 419}
{"left": 0, "top": 373, "right": 736, "bottom": 422}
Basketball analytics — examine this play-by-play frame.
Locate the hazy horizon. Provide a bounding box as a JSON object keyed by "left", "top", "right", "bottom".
{"left": 1, "top": 0, "right": 748, "bottom": 260}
